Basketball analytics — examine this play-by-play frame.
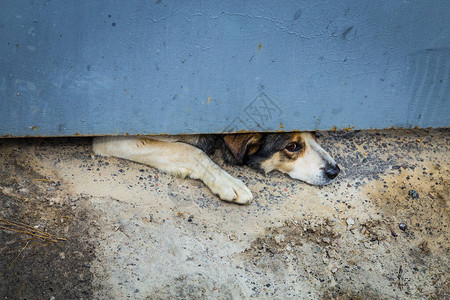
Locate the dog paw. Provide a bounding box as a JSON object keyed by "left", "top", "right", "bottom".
{"left": 208, "top": 173, "right": 253, "bottom": 205}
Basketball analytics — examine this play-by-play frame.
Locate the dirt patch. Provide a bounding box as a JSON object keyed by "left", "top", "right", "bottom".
{"left": 149, "top": 273, "right": 249, "bottom": 300}
{"left": 239, "top": 138, "right": 449, "bottom": 299}
{"left": 363, "top": 163, "right": 449, "bottom": 299}
{"left": 0, "top": 140, "right": 98, "bottom": 299}
{"left": 367, "top": 163, "right": 449, "bottom": 248}
{"left": 245, "top": 218, "right": 339, "bottom": 256}
{"left": 0, "top": 129, "right": 448, "bottom": 299}
{"left": 242, "top": 212, "right": 448, "bottom": 298}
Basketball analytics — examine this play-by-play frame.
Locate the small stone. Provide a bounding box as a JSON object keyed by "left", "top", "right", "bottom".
{"left": 408, "top": 190, "right": 419, "bottom": 199}
{"left": 346, "top": 218, "right": 355, "bottom": 226}
{"left": 399, "top": 223, "right": 407, "bottom": 231}
{"left": 363, "top": 241, "right": 377, "bottom": 249}
{"left": 327, "top": 249, "right": 338, "bottom": 258}
{"left": 322, "top": 237, "right": 331, "bottom": 244}
{"left": 274, "top": 234, "right": 285, "bottom": 244}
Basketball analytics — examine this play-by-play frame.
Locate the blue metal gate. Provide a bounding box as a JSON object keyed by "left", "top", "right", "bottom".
{"left": 1, "top": 0, "right": 449, "bottom": 137}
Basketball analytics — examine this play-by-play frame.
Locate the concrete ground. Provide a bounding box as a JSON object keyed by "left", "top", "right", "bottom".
{"left": 0, "top": 129, "right": 448, "bottom": 299}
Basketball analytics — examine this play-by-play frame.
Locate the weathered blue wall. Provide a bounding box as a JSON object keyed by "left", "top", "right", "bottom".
{"left": 1, "top": 0, "right": 449, "bottom": 137}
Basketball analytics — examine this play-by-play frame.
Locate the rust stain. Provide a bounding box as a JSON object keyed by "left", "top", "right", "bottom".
{"left": 31, "top": 126, "right": 38, "bottom": 131}
{"left": 342, "top": 125, "right": 355, "bottom": 131}
{"left": 279, "top": 122, "right": 284, "bottom": 129}
{"left": 258, "top": 43, "right": 262, "bottom": 52}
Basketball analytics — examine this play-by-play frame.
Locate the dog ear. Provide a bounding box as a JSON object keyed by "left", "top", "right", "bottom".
{"left": 223, "top": 133, "right": 262, "bottom": 164}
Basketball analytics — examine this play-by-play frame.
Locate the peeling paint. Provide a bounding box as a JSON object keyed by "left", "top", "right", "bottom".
{"left": 342, "top": 125, "right": 355, "bottom": 131}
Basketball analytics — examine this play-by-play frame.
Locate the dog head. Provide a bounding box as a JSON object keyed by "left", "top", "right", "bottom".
{"left": 223, "top": 132, "right": 340, "bottom": 185}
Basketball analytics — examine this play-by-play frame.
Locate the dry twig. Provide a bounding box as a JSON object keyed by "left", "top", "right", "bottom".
{"left": 0, "top": 217, "right": 66, "bottom": 269}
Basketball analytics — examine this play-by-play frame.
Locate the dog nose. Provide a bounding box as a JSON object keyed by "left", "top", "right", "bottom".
{"left": 325, "top": 164, "right": 340, "bottom": 180}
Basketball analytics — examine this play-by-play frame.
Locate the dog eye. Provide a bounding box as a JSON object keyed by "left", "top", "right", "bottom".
{"left": 285, "top": 143, "right": 301, "bottom": 152}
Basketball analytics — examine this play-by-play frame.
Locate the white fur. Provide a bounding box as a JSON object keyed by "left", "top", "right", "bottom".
{"left": 288, "top": 134, "right": 338, "bottom": 185}
{"left": 93, "top": 136, "right": 252, "bottom": 204}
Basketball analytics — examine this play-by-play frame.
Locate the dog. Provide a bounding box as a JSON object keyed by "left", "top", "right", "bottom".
{"left": 92, "top": 132, "right": 340, "bottom": 204}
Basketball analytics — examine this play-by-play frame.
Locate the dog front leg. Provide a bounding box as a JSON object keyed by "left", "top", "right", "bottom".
{"left": 93, "top": 137, "right": 253, "bottom": 204}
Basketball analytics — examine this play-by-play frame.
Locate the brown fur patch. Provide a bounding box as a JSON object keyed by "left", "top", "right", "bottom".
{"left": 260, "top": 152, "right": 283, "bottom": 173}
{"left": 259, "top": 133, "right": 308, "bottom": 174}
{"left": 223, "top": 134, "right": 263, "bottom": 163}
{"left": 260, "top": 152, "right": 299, "bottom": 174}
{"left": 275, "top": 154, "right": 298, "bottom": 173}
